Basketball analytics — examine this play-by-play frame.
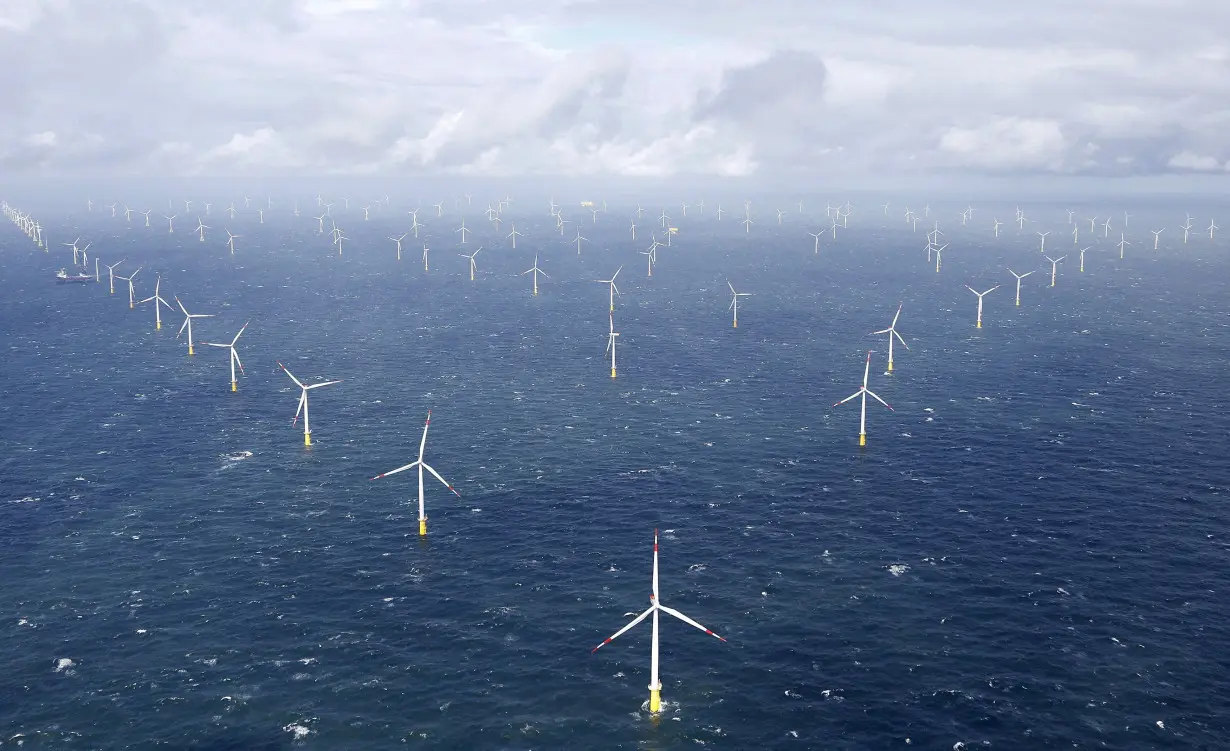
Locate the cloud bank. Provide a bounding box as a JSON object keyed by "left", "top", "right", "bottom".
{"left": 2, "top": 0, "right": 1229, "bottom": 182}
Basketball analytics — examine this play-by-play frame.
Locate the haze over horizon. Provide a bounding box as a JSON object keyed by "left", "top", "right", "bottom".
{"left": 3, "top": 0, "right": 1230, "bottom": 196}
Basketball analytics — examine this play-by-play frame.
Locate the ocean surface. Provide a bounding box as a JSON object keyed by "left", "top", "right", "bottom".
{"left": 2, "top": 200, "right": 1229, "bottom": 749}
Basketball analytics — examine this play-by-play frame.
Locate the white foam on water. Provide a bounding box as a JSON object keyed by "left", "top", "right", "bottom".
{"left": 283, "top": 722, "right": 311, "bottom": 740}
{"left": 54, "top": 658, "right": 75, "bottom": 674}
{"left": 887, "top": 564, "right": 910, "bottom": 577}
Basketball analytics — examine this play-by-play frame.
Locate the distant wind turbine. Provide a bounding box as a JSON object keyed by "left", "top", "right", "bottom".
{"left": 832, "top": 350, "right": 893, "bottom": 447}
{"left": 1007, "top": 268, "right": 1035, "bottom": 306}
{"left": 965, "top": 285, "right": 1000, "bottom": 329}
{"left": 370, "top": 410, "right": 461, "bottom": 537}
{"left": 201, "top": 321, "right": 250, "bottom": 392}
{"left": 871, "top": 303, "right": 909, "bottom": 372}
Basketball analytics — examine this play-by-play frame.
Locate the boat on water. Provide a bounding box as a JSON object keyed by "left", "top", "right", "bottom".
{"left": 55, "top": 268, "right": 93, "bottom": 284}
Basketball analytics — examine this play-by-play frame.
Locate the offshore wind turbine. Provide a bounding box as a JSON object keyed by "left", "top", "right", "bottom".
{"left": 105, "top": 260, "right": 124, "bottom": 294}
{"left": 370, "top": 411, "right": 461, "bottom": 536}
{"left": 993, "top": 219, "right": 1002, "bottom": 238}
{"left": 422, "top": 244, "right": 430, "bottom": 272}
{"left": 314, "top": 213, "right": 326, "bottom": 233}
{"left": 507, "top": 224, "right": 523, "bottom": 249}
{"left": 1072, "top": 223, "right": 1079, "bottom": 245}
{"left": 175, "top": 297, "right": 213, "bottom": 355}
{"left": 521, "top": 253, "right": 548, "bottom": 295}
{"left": 456, "top": 219, "right": 470, "bottom": 244}
{"left": 277, "top": 362, "right": 342, "bottom": 447}
{"left": 590, "top": 529, "right": 726, "bottom": 715}
{"left": 605, "top": 314, "right": 619, "bottom": 378}
{"left": 832, "top": 350, "right": 893, "bottom": 447}
{"left": 1007, "top": 268, "right": 1035, "bottom": 306}
{"left": 1079, "top": 246, "right": 1091, "bottom": 272}
{"left": 727, "top": 281, "right": 751, "bottom": 328}
{"left": 226, "top": 230, "right": 241, "bottom": 255}
{"left": 117, "top": 267, "right": 141, "bottom": 309}
{"left": 629, "top": 219, "right": 637, "bottom": 241}
{"left": 1037, "top": 231, "right": 1050, "bottom": 253}
{"left": 871, "top": 303, "right": 909, "bottom": 372}
{"left": 808, "top": 230, "right": 822, "bottom": 254}
{"left": 965, "top": 285, "right": 999, "bottom": 328}
{"left": 136, "top": 274, "right": 174, "bottom": 329}
{"left": 389, "top": 232, "right": 408, "bottom": 260}
{"left": 595, "top": 266, "right": 622, "bottom": 312}
{"left": 194, "top": 217, "right": 209, "bottom": 241}
{"left": 201, "top": 321, "right": 249, "bottom": 392}
{"left": 141, "top": 209, "right": 152, "bottom": 227}
{"left": 933, "top": 243, "right": 948, "bottom": 273}
{"left": 1117, "top": 234, "right": 1129, "bottom": 259}
{"left": 1045, "top": 255, "right": 1065, "bottom": 287}
{"left": 163, "top": 213, "right": 177, "bottom": 233}
{"left": 1152, "top": 229, "right": 1164, "bottom": 250}
{"left": 1210, "top": 219, "right": 1219, "bottom": 240}
{"left": 461, "top": 247, "right": 482, "bottom": 280}
{"left": 574, "top": 230, "right": 588, "bottom": 255}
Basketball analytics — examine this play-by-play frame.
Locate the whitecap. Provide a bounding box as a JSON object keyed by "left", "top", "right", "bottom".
{"left": 887, "top": 564, "right": 910, "bottom": 577}
{"left": 283, "top": 723, "right": 311, "bottom": 740}
{"left": 54, "top": 658, "right": 75, "bottom": 674}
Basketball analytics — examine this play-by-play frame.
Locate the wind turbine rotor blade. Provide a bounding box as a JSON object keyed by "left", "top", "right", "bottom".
{"left": 370, "top": 460, "right": 420, "bottom": 480}
{"left": 232, "top": 349, "right": 245, "bottom": 375}
{"left": 305, "top": 379, "right": 343, "bottom": 390}
{"left": 421, "top": 463, "right": 461, "bottom": 497}
{"left": 865, "top": 389, "right": 893, "bottom": 410}
{"left": 293, "top": 391, "right": 306, "bottom": 426}
{"left": 591, "top": 606, "right": 655, "bottom": 653}
{"left": 658, "top": 605, "right": 727, "bottom": 642}
{"left": 232, "top": 320, "right": 250, "bottom": 345}
{"left": 832, "top": 391, "right": 862, "bottom": 408}
{"left": 894, "top": 330, "right": 910, "bottom": 349}
{"left": 277, "top": 361, "right": 305, "bottom": 388}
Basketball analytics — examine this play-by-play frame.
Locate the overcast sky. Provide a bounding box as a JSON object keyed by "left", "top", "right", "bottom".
{"left": 3, "top": 0, "right": 1230, "bottom": 184}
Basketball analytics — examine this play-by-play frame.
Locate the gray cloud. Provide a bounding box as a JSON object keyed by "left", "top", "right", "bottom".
{"left": 2, "top": 0, "right": 1229, "bottom": 182}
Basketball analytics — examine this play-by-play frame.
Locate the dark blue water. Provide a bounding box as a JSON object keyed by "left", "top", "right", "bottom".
{"left": 3, "top": 202, "right": 1229, "bottom": 749}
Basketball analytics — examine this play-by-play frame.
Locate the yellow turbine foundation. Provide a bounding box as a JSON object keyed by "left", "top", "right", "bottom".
{"left": 231, "top": 381, "right": 237, "bottom": 392}
{"left": 156, "top": 321, "right": 161, "bottom": 330}
{"left": 304, "top": 432, "right": 312, "bottom": 446}
{"left": 648, "top": 688, "right": 662, "bottom": 714}
{"left": 887, "top": 359, "right": 894, "bottom": 372}
{"left": 733, "top": 320, "right": 738, "bottom": 328}
{"left": 419, "top": 518, "right": 427, "bottom": 536}
{"left": 859, "top": 433, "right": 866, "bottom": 447}
{"left": 188, "top": 344, "right": 195, "bottom": 355}
{"left": 611, "top": 367, "right": 617, "bottom": 379}
{"left": 976, "top": 321, "right": 982, "bottom": 329}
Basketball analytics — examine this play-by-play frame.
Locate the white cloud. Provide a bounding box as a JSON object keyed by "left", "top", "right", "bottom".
{"left": 938, "top": 118, "right": 1068, "bottom": 171}
{"left": 1, "top": 0, "right": 1229, "bottom": 181}
{"left": 1167, "top": 150, "right": 1222, "bottom": 171}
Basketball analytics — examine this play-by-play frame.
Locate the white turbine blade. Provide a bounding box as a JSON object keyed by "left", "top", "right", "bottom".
{"left": 894, "top": 330, "right": 910, "bottom": 349}
{"left": 659, "top": 605, "right": 727, "bottom": 643}
{"left": 305, "top": 379, "right": 343, "bottom": 390}
{"left": 201, "top": 342, "right": 229, "bottom": 348}
{"left": 137, "top": 295, "right": 156, "bottom": 305}
{"left": 865, "top": 389, "right": 894, "bottom": 410}
{"left": 890, "top": 303, "right": 902, "bottom": 328}
{"left": 591, "top": 606, "right": 654, "bottom": 653}
{"left": 871, "top": 326, "right": 892, "bottom": 335}
{"left": 421, "top": 463, "right": 461, "bottom": 497}
{"left": 231, "top": 320, "right": 250, "bottom": 345}
{"left": 232, "top": 349, "right": 245, "bottom": 375}
{"left": 832, "top": 390, "right": 861, "bottom": 408}
{"left": 278, "top": 362, "right": 305, "bottom": 388}
{"left": 370, "top": 460, "right": 420, "bottom": 480}
{"left": 292, "top": 391, "right": 306, "bottom": 426}
{"left": 727, "top": 281, "right": 736, "bottom": 295}
{"left": 177, "top": 316, "right": 190, "bottom": 337}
